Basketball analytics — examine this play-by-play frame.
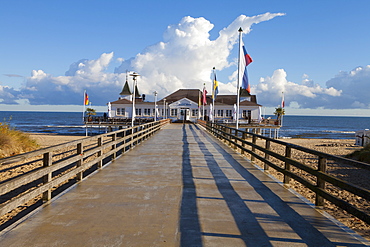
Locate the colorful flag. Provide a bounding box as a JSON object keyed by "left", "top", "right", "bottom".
{"left": 198, "top": 91, "right": 201, "bottom": 108}
{"left": 209, "top": 103, "right": 214, "bottom": 122}
{"left": 281, "top": 92, "right": 285, "bottom": 108}
{"left": 239, "top": 39, "right": 253, "bottom": 93}
{"left": 202, "top": 85, "right": 208, "bottom": 105}
{"left": 84, "top": 91, "right": 89, "bottom": 105}
{"left": 212, "top": 73, "right": 219, "bottom": 99}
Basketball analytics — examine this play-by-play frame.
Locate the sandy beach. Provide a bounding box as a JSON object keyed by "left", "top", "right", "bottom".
{"left": 29, "top": 133, "right": 88, "bottom": 148}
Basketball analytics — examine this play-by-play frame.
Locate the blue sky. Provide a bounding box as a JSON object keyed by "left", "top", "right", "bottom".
{"left": 1, "top": 0, "right": 370, "bottom": 116}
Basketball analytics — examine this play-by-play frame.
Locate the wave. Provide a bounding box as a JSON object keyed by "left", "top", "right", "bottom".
{"left": 322, "top": 130, "right": 356, "bottom": 134}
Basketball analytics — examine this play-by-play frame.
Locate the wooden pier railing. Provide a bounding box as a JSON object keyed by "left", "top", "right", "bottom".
{"left": 198, "top": 120, "right": 370, "bottom": 225}
{"left": 0, "top": 119, "right": 170, "bottom": 227}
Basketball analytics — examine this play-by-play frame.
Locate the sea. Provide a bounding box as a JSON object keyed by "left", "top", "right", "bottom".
{"left": 0, "top": 111, "right": 369, "bottom": 139}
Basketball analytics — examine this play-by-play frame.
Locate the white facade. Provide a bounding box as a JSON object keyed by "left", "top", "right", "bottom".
{"left": 108, "top": 89, "right": 262, "bottom": 123}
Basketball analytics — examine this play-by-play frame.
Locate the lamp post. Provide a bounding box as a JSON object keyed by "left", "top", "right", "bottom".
{"left": 163, "top": 98, "right": 166, "bottom": 119}
{"left": 154, "top": 91, "right": 158, "bottom": 122}
{"left": 130, "top": 72, "right": 140, "bottom": 127}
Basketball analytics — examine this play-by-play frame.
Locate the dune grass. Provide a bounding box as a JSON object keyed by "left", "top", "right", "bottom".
{"left": 0, "top": 118, "right": 39, "bottom": 158}
{"left": 345, "top": 144, "right": 370, "bottom": 164}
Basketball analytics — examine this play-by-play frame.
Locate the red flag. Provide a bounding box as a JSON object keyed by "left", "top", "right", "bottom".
{"left": 202, "top": 86, "right": 208, "bottom": 105}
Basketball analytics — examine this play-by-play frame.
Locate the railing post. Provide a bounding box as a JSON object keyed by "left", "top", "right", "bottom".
{"left": 283, "top": 146, "right": 291, "bottom": 185}
{"left": 316, "top": 156, "right": 327, "bottom": 207}
{"left": 233, "top": 129, "right": 238, "bottom": 150}
{"left": 42, "top": 152, "right": 52, "bottom": 201}
{"left": 77, "top": 143, "right": 83, "bottom": 181}
{"left": 112, "top": 133, "right": 117, "bottom": 160}
{"left": 241, "top": 131, "right": 246, "bottom": 155}
{"left": 264, "top": 140, "right": 270, "bottom": 171}
{"left": 97, "top": 137, "right": 102, "bottom": 169}
{"left": 251, "top": 135, "right": 257, "bottom": 161}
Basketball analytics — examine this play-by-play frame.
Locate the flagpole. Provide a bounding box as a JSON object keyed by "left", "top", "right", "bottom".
{"left": 202, "top": 83, "right": 205, "bottom": 120}
{"left": 236, "top": 27, "right": 243, "bottom": 129}
{"left": 83, "top": 90, "right": 86, "bottom": 122}
{"left": 281, "top": 91, "right": 284, "bottom": 127}
{"left": 212, "top": 67, "right": 216, "bottom": 123}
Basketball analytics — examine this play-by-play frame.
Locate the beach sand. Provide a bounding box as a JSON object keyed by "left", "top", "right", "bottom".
{"left": 26, "top": 134, "right": 369, "bottom": 240}
{"left": 30, "top": 133, "right": 87, "bottom": 148}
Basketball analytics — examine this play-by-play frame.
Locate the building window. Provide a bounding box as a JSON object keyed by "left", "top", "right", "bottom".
{"left": 192, "top": 109, "right": 198, "bottom": 117}
{"left": 116, "top": 108, "right": 125, "bottom": 116}
{"left": 217, "top": 109, "right": 223, "bottom": 117}
{"left": 225, "top": 110, "right": 232, "bottom": 117}
{"left": 171, "top": 109, "right": 177, "bottom": 116}
{"left": 144, "top": 108, "right": 151, "bottom": 116}
{"left": 242, "top": 110, "right": 251, "bottom": 119}
{"left": 136, "top": 108, "right": 141, "bottom": 116}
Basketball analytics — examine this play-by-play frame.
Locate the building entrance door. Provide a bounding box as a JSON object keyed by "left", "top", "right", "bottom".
{"left": 180, "top": 108, "right": 190, "bottom": 121}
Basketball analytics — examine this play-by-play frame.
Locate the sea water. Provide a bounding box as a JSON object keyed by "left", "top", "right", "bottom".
{"left": 0, "top": 111, "right": 369, "bottom": 139}
{"left": 269, "top": 115, "right": 370, "bottom": 139}
{"left": 0, "top": 111, "right": 93, "bottom": 136}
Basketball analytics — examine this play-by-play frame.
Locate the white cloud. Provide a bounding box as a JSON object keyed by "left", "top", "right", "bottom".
{"left": 254, "top": 69, "right": 342, "bottom": 108}
{"left": 324, "top": 65, "right": 370, "bottom": 109}
{"left": 0, "top": 85, "right": 19, "bottom": 104}
{"left": 115, "top": 13, "right": 285, "bottom": 98}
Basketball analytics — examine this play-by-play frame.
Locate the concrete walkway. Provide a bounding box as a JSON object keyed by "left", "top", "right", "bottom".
{"left": 0, "top": 124, "right": 368, "bottom": 246}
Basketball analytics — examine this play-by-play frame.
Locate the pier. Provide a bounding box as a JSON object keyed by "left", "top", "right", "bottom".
{"left": 0, "top": 122, "right": 369, "bottom": 246}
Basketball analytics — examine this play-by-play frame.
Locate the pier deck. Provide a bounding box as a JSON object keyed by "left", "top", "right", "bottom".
{"left": 0, "top": 124, "right": 368, "bottom": 246}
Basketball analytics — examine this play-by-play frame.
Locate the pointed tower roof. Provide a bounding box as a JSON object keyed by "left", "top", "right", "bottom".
{"left": 239, "top": 88, "right": 251, "bottom": 97}
{"left": 134, "top": 84, "right": 141, "bottom": 97}
{"left": 119, "top": 81, "right": 132, "bottom": 96}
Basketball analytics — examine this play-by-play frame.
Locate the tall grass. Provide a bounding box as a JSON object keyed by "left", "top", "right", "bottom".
{"left": 0, "top": 118, "right": 39, "bottom": 158}
{"left": 346, "top": 144, "right": 370, "bottom": 164}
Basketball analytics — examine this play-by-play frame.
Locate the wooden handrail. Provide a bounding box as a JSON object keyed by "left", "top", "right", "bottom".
{"left": 0, "top": 119, "right": 170, "bottom": 222}
{"left": 197, "top": 119, "right": 370, "bottom": 224}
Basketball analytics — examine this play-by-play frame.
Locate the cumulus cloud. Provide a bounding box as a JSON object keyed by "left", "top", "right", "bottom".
{"left": 1, "top": 13, "right": 369, "bottom": 110}
{"left": 324, "top": 66, "right": 370, "bottom": 109}
{"left": 0, "top": 85, "right": 20, "bottom": 104}
{"left": 115, "top": 13, "right": 285, "bottom": 97}
{"left": 254, "top": 65, "right": 370, "bottom": 110}
{"left": 21, "top": 52, "right": 126, "bottom": 105}
{"left": 254, "top": 69, "right": 343, "bottom": 108}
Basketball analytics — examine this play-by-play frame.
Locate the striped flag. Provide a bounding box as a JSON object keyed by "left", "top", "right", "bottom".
{"left": 212, "top": 73, "right": 219, "bottom": 99}
{"left": 84, "top": 91, "right": 89, "bottom": 105}
{"left": 239, "top": 39, "right": 253, "bottom": 93}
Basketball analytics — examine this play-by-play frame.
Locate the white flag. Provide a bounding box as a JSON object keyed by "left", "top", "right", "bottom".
{"left": 210, "top": 103, "right": 214, "bottom": 122}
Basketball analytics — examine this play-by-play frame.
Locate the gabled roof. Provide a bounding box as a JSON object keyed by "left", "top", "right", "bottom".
{"left": 110, "top": 98, "right": 132, "bottom": 104}
{"left": 157, "top": 89, "right": 260, "bottom": 106}
{"left": 111, "top": 98, "right": 145, "bottom": 104}
{"left": 158, "top": 89, "right": 200, "bottom": 104}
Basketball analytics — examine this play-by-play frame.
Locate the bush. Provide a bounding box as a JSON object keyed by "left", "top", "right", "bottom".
{"left": 0, "top": 118, "right": 39, "bottom": 158}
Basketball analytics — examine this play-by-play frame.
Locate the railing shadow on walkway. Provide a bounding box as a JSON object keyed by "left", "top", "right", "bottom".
{"left": 179, "top": 124, "right": 367, "bottom": 247}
